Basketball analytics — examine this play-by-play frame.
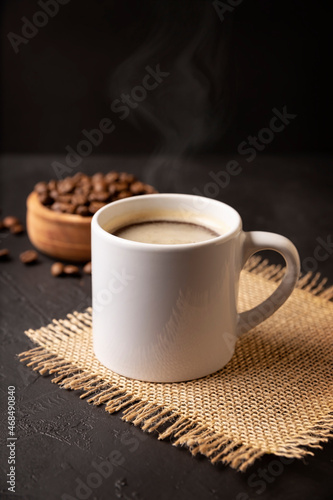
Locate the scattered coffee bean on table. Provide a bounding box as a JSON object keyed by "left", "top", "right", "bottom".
{"left": 63, "top": 265, "right": 80, "bottom": 276}
{"left": 0, "top": 248, "right": 10, "bottom": 260}
{"left": 10, "top": 223, "right": 25, "bottom": 235}
{"left": 83, "top": 261, "right": 92, "bottom": 274}
{"left": 20, "top": 250, "right": 39, "bottom": 265}
{"left": 33, "top": 171, "right": 158, "bottom": 216}
{"left": 3, "top": 216, "right": 21, "bottom": 229}
{"left": 51, "top": 262, "right": 65, "bottom": 277}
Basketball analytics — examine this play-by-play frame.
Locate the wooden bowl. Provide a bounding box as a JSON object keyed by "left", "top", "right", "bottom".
{"left": 26, "top": 192, "right": 92, "bottom": 262}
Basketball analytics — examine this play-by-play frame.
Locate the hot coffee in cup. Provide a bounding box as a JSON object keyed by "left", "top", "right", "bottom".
{"left": 92, "top": 193, "right": 300, "bottom": 382}
{"left": 112, "top": 220, "right": 221, "bottom": 245}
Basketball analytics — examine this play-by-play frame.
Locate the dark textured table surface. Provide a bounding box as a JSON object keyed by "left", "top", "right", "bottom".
{"left": 0, "top": 154, "right": 332, "bottom": 500}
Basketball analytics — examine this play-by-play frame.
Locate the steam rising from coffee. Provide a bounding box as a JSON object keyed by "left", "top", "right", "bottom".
{"left": 110, "top": 0, "right": 232, "bottom": 188}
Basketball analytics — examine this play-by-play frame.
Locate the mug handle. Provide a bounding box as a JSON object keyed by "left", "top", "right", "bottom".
{"left": 237, "top": 231, "right": 300, "bottom": 336}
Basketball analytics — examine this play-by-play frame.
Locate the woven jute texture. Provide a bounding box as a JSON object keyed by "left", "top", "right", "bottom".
{"left": 19, "top": 258, "right": 333, "bottom": 471}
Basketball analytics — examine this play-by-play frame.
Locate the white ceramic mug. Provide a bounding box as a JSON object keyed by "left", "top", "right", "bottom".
{"left": 91, "top": 193, "right": 300, "bottom": 382}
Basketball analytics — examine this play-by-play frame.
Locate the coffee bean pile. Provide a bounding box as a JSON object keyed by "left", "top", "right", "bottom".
{"left": 34, "top": 171, "right": 158, "bottom": 216}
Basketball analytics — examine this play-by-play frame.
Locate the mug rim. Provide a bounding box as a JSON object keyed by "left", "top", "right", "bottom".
{"left": 92, "top": 193, "right": 242, "bottom": 250}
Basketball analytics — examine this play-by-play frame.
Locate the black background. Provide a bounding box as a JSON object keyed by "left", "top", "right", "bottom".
{"left": 1, "top": 0, "right": 332, "bottom": 155}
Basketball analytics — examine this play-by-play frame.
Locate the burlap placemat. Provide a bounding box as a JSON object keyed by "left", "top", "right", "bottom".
{"left": 19, "top": 258, "right": 333, "bottom": 471}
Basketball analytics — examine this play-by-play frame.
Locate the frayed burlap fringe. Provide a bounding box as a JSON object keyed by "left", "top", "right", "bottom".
{"left": 19, "top": 258, "right": 333, "bottom": 472}
{"left": 19, "top": 342, "right": 272, "bottom": 471}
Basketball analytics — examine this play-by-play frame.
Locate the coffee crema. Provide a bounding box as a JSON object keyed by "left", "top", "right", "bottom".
{"left": 112, "top": 220, "right": 220, "bottom": 245}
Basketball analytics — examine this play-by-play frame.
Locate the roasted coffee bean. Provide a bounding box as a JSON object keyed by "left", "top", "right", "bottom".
{"left": 33, "top": 171, "right": 157, "bottom": 216}
{"left": 75, "top": 174, "right": 89, "bottom": 184}
{"left": 57, "top": 178, "right": 75, "bottom": 195}
{"left": 3, "top": 216, "right": 20, "bottom": 228}
{"left": 64, "top": 204, "right": 76, "bottom": 214}
{"left": 20, "top": 250, "right": 38, "bottom": 264}
{"left": 143, "top": 184, "right": 158, "bottom": 194}
{"left": 64, "top": 264, "right": 80, "bottom": 275}
{"left": 97, "top": 191, "right": 111, "bottom": 202}
{"left": 108, "top": 184, "right": 117, "bottom": 195}
{"left": 92, "top": 172, "right": 104, "bottom": 183}
{"left": 78, "top": 176, "right": 91, "bottom": 187}
{"left": 51, "top": 202, "right": 76, "bottom": 214}
{"left": 115, "top": 191, "right": 133, "bottom": 200}
{"left": 56, "top": 194, "right": 73, "bottom": 204}
{"left": 130, "top": 181, "right": 145, "bottom": 194}
{"left": 74, "top": 185, "right": 91, "bottom": 196}
{"left": 10, "top": 224, "right": 25, "bottom": 234}
{"left": 49, "top": 189, "right": 59, "bottom": 200}
{"left": 93, "top": 180, "right": 108, "bottom": 193}
{"left": 71, "top": 194, "right": 88, "bottom": 206}
{"left": 119, "top": 172, "right": 136, "bottom": 183}
{"left": 38, "top": 192, "right": 53, "bottom": 205}
{"left": 105, "top": 171, "right": 119, "bottom": 183}
{"left": 34, "top": 181, "right": 48, "bottom": 194}
{"left": 50, "top": 202, "right": 63, "bottom": 212}
{"left": 51, "top": 262, "right": 64, "bottom": 277}
{"left": 72, "top": 172, "right": 85, "bottom": 182}
{"left": 88, "top": 202, "right": 105, "bottom": 214}
{"left": 48, "top": 179, "right": 57, "bottom": 190}
{"left": 88, "top": 191, "right": 110, "bottom": 203}
{"left": 76, "top": 205, "right": 90, "bottom": 216}
{"left": 113, "top": 181, "right": 129, "bottom": 192}
{"left": 83, "top": 261, "right": 92, "bottom": 274}
{"left": 0, "top": 248, "right": 10, "bottom": 260}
